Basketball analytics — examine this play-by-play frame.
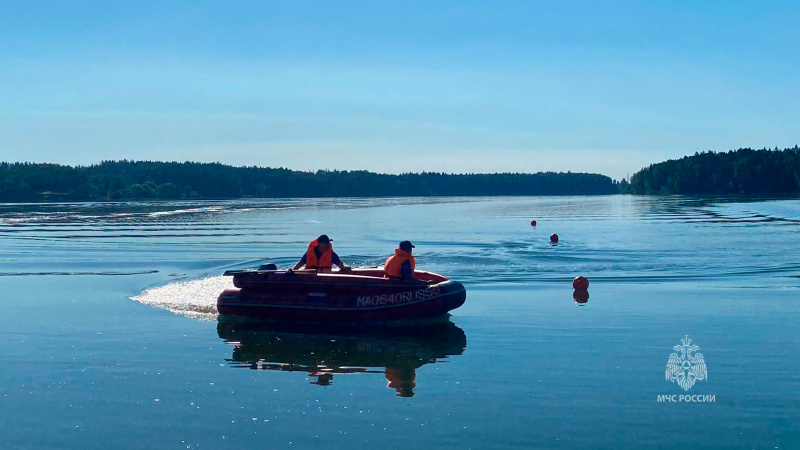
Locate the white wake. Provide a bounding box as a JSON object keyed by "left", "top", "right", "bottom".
{"left": 130, "top": 275, "right": 234, "bottom": 320}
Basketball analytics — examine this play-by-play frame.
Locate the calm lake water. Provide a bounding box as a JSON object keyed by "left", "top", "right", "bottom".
{"left": 1, "top": 196, "right": 799, "bottom": 449}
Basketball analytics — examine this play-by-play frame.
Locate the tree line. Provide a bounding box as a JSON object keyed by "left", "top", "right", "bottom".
{"left": 0, "top": 160, "right": 620, "bottom": 202}
{"left": 626, "top": 146, "right": 800, "bottom": 195}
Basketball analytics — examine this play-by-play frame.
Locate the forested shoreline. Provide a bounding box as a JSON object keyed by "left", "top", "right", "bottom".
{"left": 5, "top": 146, "right": 799, "bottom": 202}
{"left": 627, "top": 146, "right": 800, "bottom": 195}
{"left": 0, "top": 160, "right": 619, "bottom": 202}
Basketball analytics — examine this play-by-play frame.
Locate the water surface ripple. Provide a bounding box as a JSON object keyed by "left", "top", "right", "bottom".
{"left": 2, "top": 195, "right": 799, "bottom": 449}
{"left": 3, "top": 198, "right": 799, "bottom": 281}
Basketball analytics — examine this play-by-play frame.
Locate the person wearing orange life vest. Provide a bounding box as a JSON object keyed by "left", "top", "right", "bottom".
{"left": 384, "top": 240, "right": 419, "bottom": 282}
{"left": 292, "top": 234, "right": 351, "bottom": 272}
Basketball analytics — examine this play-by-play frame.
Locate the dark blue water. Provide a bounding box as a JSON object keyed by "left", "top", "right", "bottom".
{"left": 1, "top": 196, "right": 799, "bottom": 449}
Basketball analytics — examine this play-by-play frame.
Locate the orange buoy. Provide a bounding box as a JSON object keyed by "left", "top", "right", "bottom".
{"left": 550, "top": 233, "right": 559, "bottom": 243}
{"left": 530, "top": 220, "right": 537, "bottom": 226}
{"left": 573, "top": 276, "right": 589, "bottom": 290}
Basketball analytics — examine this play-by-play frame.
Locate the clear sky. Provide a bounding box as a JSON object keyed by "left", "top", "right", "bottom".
{"left": 1, "top": 1, "right": 798, "bottom": 179}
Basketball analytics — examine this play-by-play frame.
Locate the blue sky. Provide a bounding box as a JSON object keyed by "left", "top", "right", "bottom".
{"left": 1, "top": 1, "right": 798, "bottom": 179}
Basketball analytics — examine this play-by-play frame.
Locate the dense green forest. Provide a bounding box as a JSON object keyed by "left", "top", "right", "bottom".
{"left": 0, "top": 161, "right": 619, "bottom": 202}
{"left": 627, "top": 147, "right": 800, "bottom": 195}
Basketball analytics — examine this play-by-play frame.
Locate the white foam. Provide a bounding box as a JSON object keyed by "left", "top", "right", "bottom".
{"left": 147, "top": 206, "right": 224, "bottom": 218}
{"left": 130, "top": 275, "right": 233, "bottom": 320}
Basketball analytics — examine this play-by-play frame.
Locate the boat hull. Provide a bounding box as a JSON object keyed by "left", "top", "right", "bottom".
{"left": 217, "top": 269, "right": 466, "bottom": 322}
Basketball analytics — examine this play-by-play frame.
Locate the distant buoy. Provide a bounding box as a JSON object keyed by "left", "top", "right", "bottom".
{"left": 573, "top": 276, "right": 589, "bottom": 290}
{"left": 573, "top": 289, "right": 589, "bottom": 305}
{"left": 550, "top": 233, "right": 559, "bottom": 243}
{"left": 530, "top": 220, "right": 537, "bottom": 226}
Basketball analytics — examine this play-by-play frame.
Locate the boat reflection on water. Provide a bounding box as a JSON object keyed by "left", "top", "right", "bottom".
{"left": 217, "top": 319, "right": 467, "bottom": 397}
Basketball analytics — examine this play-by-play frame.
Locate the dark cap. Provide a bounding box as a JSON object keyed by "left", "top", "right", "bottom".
{"left": 399, "top": 240, "right": 415, "bottom": 250}
{"left": 317, "top": 234, "right": 332, "bottom": 244}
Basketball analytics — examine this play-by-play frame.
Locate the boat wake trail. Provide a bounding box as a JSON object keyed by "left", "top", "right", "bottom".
{"left": 130, "top": 276, "right": 233, "bottom": 320}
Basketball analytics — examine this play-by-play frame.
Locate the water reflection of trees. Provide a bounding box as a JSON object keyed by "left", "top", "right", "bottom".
{"left": 217, "top": 320, "right": 467, "bottom": 398}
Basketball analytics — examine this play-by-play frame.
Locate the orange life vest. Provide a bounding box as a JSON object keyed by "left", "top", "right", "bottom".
{"left": 385, "top": 248, "right": 416, "bottom": 279}
{"left": 305, "top": 239, "right": 333, "bottom": 270}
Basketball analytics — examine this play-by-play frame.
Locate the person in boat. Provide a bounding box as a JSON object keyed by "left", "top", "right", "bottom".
{"left": 384, "top": 240, "right": 420, "bottom": 282}
{"left": 291, "top": 234, "right": 351, "bottom": 272}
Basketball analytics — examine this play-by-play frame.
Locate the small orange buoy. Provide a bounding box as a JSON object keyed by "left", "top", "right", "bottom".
{"left": 573, "top": 276, "right": 589, "bottom": 290}
{"left": 530, "top": 220, "right": 537, "bottom": 226}
{"left": 550, "top": 233, "right": 559, "bottom": 243}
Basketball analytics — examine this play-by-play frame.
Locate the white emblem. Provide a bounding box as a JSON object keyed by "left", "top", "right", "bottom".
{"left": 665, "top": 336, "right": 707, "bottom": 391}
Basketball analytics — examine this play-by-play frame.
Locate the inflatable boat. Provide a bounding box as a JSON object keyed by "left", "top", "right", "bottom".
{"left": 217, "top": 268, "right": 466, "bottom": 322}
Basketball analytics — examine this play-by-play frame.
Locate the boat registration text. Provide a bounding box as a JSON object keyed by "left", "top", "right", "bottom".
{"left": 356, "top": 286, "right": 441, "bottom": 307}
